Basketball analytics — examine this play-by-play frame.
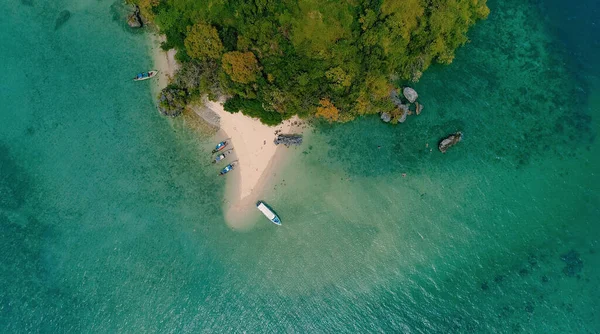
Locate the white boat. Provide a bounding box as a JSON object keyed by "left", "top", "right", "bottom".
{"left": 133, "top": 70, "right": 158, "bottom": 81}
{"left": 256, "top": 201, "right": 281, "bottom": 225}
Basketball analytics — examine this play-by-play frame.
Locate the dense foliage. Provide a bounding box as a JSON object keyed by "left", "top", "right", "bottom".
{"left": 133, "top": 0, "right": 489, "bottom": 124}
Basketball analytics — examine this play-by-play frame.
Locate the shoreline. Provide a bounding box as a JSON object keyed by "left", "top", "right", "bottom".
{"left": 148, "top": 33, "right": 178, "bottom": 98}
{"left": 148, "top": 34, "right": 306, "bottom": 228}
{"left": 199, "top": 100, "right": 304, "bottom": 229}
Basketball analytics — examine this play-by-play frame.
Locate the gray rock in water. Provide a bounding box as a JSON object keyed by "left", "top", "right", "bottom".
{"left": 55, "top": 10, "right": 71, "bottom": 30}
{"left": 398, "top": 109, "right": 408, "bottom": 123}
{"left": 403, "top": 87, "right": 418, "bottom": 103}
{"left": 438, "top": 132, "right": 463, "bottom": 153}
{"left": 127, "top": 6, "right": 143, "bottom": 28}
{"left": 274, "top": 134, "right": 303, "bottom": 146}
{"left": 390, "top": 89, "right": 403, "bottom": 106}
{"left": 380, "top": 112, "right": 391, "bottom": 123}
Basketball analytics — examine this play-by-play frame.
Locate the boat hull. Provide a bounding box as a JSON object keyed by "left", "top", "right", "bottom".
{"left": 133, "top": 70, "right": 158, "bottom": 81}
{"left": 257, "top": 201, "right": 281, "bottom": 225}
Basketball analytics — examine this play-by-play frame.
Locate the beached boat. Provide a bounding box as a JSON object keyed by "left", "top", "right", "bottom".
{"left": 213, "top": 149, "right": 233, "bottom": 164}
{"left": 256, "top": 201, "right": 281, "bottom": 225}
{"left": 133, "top": 70, "right": 158, "bottom": 81}
{"left": 212, "top": 140, "right": 230, "bottom": 154}
{"left": 219, "top": 161, "right": 237, "bottom": 176}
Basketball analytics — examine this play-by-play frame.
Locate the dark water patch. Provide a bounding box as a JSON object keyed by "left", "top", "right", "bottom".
{"left": 560, "top": 249, "right": 583, "bottom": 277}
{"left": 0, "top": 213, "right": 82, "bottom": 332}
{"left": 54, "top": 10, "right": 71, "bottom": 30}
{"left": 20, "top": 0, "right": 33, "bottom": 6}
{"left": 0, "top": 143, "right": 30, "bottom": 210}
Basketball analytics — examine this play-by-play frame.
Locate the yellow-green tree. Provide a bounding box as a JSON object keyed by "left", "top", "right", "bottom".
{"left": 221, "top": 51, "right": 260, "bottom": 84}
{"left": 184, "top": 23, "right": 223, "bottom": 60}
{"left": 315, "top": 98, "right": 340, "bottom": 122}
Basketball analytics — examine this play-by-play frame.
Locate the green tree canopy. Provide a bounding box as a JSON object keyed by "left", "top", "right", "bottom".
{"left": 184, "top": 23, "right": 224, "bottom": 60}
{"left": 221, "top": 51, "right": 260, "bottom": 84}
{"left": 136, "top": 0, "right": 489, "bottom": 124}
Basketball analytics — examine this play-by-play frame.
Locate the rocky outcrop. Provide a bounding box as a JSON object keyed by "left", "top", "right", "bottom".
{"left": 416, "top": 102, "right": 423, "bottom": 115}
{"left": 438, "top": 132, "right": 462, "bottom": 153}
{"left": 158, "top": 87, "right": 187, "bottom": 117}
{"left": 127, "top": 6, "right": 143, "bottom": 28}
{"left": 274, "top": 134, "right": 303, "bottom": 146}
{"left": 398, "top": 109, "right": 408, "bottom": 123}
{"left": 403, "top": 87, "right": 418, "bottom": 103}
{"left": 380, "top": 112, "right": 391, "bottom": 123}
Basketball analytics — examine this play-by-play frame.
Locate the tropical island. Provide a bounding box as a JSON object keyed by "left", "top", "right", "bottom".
{"left": 130, "top": 0, "right": 489, "bottom": 124}
{"left": 127, "top": 0, "right": 489, "bottom": 227}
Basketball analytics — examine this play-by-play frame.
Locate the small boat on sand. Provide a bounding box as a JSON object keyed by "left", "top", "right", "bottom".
{"left": 256, "top": 201, "right": 281, "bottom": 225}
{"left": 133, "top": 70, "right": 158, "bottom": 81}
{"left": 212, "top": 140, "right": 230, "bottom": 154}
{"left": 213, "top": 149, "right": 233, "bottom": 164}
{"left": 219, "top": 161, "right": 237, "bottom": 176}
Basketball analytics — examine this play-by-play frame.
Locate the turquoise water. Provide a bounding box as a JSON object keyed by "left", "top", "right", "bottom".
{"left": 1, "top": 0, "right": 598, "bottom": 332}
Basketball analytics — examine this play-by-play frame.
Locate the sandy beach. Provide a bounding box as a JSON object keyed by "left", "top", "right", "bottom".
{"left": 149, "top": 34, "right": 178, "bottom": 97}
{"left": 200, "top": 100, "right": 302, "bottom": 229}
{"left": 149, "top": 34, "right": 304, "bottom": 228}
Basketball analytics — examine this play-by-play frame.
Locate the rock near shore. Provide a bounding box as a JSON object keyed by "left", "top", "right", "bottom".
{"left": 274, "top": 134, "right": 303, "bottom": 146}
{"left": 403, "top": 87, "right": 418, "bottom": 103}
{"left": 158, "top": 87, "right": 187, "bottom": 117}
{"left": 127, "top": 6, "right": 142, "bottom": 28}
{"left": 438, "top": 132, "right": 463, "bottom": 153}
{"left": 380, "top": 112, "right": 391, "bottom": 123}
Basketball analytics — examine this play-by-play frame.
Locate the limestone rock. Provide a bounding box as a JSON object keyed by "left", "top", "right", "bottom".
{"left": 127, "top": 6, "right": 142, "bottom": 28}
{"left": 416, "top": 102, "right": 423, "bottom": 115}
{"left": 158, "top": 87, "right": 187, "bottom": 117}
{"left": 403, "top": 87, "right": 418, "bottom": 103}
{"left": 274, "top": 134, "right": 303, "bottom": 146}
{"left": 380, "top": 112, "right": 391, "bottom": 123}
{"left": 390, "top": 89, "right": 403, "bottom": 106}
{"left": 438, "top": 132, "right": 463, "bottom": 153}
{"left": 398, "top": 109, "right": 408, "bottom": 123}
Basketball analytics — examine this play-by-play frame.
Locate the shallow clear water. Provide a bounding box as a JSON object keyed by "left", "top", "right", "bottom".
{"left": 1, "top": 0, "right": 598, "bottom": 332}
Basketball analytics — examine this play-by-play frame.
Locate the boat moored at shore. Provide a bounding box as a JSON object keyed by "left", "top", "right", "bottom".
{"left": 219, "top": 161, "right": 237, "bottom": 176}
{"left": 133, "top": 70, "right": 158, "bottom": 81}
{"left": 212, "top": 140, "right": 230, "bottom": 154}
{"left": 213, "top": 149, "right": 233, "bottom": 164}
{"left": 256, "top": 201, "right": 281, "bottom": 225}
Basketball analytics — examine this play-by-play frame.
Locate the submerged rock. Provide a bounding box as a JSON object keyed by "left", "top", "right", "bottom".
{"left": 380, "top": 112, "right": 391, "bottom": 123}
{"left": 54, "top": 10, "right": 71, "bottom": 30}
{"left": 403, "top": 87, "right": 418, "bottom": 103}
{"left": 416, "top": 102, "right": 423, "bottom": 115}
{"left": 274, "top": 134, "right": 303, "bottom": 146}
{"left": 560, "top": 250, "right": 583, "bottom": 277}
{"left": 127, "top": 6, "right": 142, "bottom": 28}
{"left": 438, "top": 132, "right": 463, "bottom": 153}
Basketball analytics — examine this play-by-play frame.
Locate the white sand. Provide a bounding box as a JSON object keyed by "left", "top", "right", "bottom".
{"left": 201, "top": 101, "right": 302, "bottom": 228}
{"left": 149, "top": 35, "right": 305, "bottom": 228}
{"left": 149, "top": 34, "right": 179, "bottom": 96}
